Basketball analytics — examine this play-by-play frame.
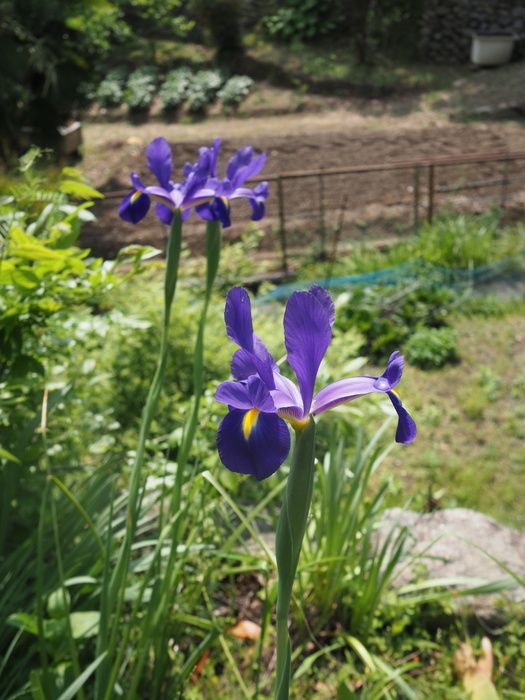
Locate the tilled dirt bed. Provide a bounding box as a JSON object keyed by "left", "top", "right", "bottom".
{"left": 80, "top": 122, "right": 525, "bottom": 260}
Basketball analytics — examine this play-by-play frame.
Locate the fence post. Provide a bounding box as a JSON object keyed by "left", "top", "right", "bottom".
{"left": 277, "top": 176, "right": 288, "bottom": 272}
{"left": 500, "top": 159, "right": 509, "bottom": 214}
{"left": 427, "top": 164, "right": 434, "bottom": 223}
{"left": 318, "top": 172, "right": 326, "bottom": 259}
{"left": 413, "top": 165, "right": 420, "bottom": 234}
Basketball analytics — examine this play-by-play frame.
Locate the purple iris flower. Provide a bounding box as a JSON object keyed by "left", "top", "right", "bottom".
{"left": 118, "top": 137, "right": 269, "bottom": 229}
{"left": 118, "top": 137, "right": 218, "bottom": 225}
{"left": 195, "top": 146, "right": 269, "bottom": 228}
{"left": 215, "top": 285, "right": 416, "bottom": 481}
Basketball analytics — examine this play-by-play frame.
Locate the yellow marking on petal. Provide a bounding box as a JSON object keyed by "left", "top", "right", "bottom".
{"left": 278, "top": 413, "right": 311, "bottom": 432}
{"left": 243, "top": 408, "right": 260, "bottom": 440}
{"left": 391, "top": 388, "right": 401, "bottom": 399}
{"left": 131, "top": 191, "right": 143, "bottom": 203}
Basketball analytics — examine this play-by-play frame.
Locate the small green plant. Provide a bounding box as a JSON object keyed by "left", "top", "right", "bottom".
{"left": 217, "top": 75, "right": 254, "bottom": 110}
{"left": 405, "top": 326, "right": 459, "bottom": 369}
{"left": 184, "top": 70, "right": 223, "bottom": 112}
{"left": 126, "top": 65, "right": 159, "bottom": 112}
{"left": 96, "top": 67, "right": 128, "bottom": 108}
{"left": 158, "top": 67, "right": 192, "bottom": 110}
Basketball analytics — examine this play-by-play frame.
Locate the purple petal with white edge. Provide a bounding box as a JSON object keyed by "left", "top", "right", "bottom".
{"left": 380, "top": 351, "right": 404, "bottom": 388}
{"left": 146, "top": 137, "right": 172, "bottom": 189}
{"left": 309, "top": 285, "right": 335, "bottom": 327}
{"left": 217, "top": 409, "right": 290, "bottom": 480}
{"left": 311, "top": 376, "right": 382, "bottom": 415}
{"left": 118, "top": 191, "right": 150, "bottom": 223}
{"left": 284, "top": 290, "right": 333, "bottom": 417}
{"left": 215, "top": 375, "right": 276, "bottom": 412}
{"left": 271, "top": 374, "right": 303, "bottom": 420}
{"left": 388, "top": 391, "right": 417, "bottom": 443}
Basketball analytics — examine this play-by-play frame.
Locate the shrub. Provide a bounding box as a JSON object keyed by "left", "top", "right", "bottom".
{"left": 158, "top": 67, "right": 192, "bottom": 110}
{"left": 96, "top": 67, "right": 128, "bottom": 108}
{"left": 263, "top": 0, "right": 336, "bottom": 41}
{"left": 335, "top": 281, "right": 459, "bottom": 363}
{"left": 126, "top": 65, "right": 159, "bottom": 112}
{"left": 405, "top": 326, "right": 459, "bottom": 369}
{"left": 184, "top": 70, "right": 223, "bottom": 112}
{"left": 217, "top": 75, "right": 254, "bottom": 109}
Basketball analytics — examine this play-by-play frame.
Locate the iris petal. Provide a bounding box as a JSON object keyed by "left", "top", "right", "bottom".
{"left": 155, "top": 202, "right": 174, "bottom": 225}
{"left": 146, "top": 137, "right": 172, "bottom": 189}
{"left": 388, "top": 391, "right": 417, "bottom": 443}
{"left": 118, "top": 191, "right": 150, "bottom": 223}
{"left": 225, "top": 287, "right": 255, "bottom": 350}
{"left": 284, "top": 290, "right": 333, "bottom": 417}
{"left": 381, "top": 351, "right": 404, "bottom": 388}
{"left": 216, "top": 375, "right": 276, "bottom": 412}
{"left": 312, "top": 376, "right": 380, "bottom": 415}
{"left": 309, "top": 285, "right": 335, "bottom": 327}
{"left": 217, "top": 409, "right": 290, "bottom": 480}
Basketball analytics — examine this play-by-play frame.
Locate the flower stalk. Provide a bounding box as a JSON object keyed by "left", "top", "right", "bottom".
{"left": 274, "top": 419, "right": 317, "bottom": 700}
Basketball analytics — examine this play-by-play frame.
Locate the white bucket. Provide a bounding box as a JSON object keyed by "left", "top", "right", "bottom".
{"left": 470, "top": 34, "right": 516, "bottom": 66}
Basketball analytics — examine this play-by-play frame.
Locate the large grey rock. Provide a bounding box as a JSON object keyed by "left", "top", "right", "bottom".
{"left": 379, "top": 508, "right": 525, "bottom": 623}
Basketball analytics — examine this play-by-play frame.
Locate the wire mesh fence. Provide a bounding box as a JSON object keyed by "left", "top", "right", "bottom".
{"left": 93, "top": 149, "right": 525, "bottom": 267}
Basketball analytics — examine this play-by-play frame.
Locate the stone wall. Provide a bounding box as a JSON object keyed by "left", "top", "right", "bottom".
{"left": 421, "top": 0, "right": 525, "bottom": 62}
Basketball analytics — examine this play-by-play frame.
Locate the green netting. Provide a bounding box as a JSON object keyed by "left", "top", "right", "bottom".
{"left": 260, "top": 253, "right": 525, "bottom": 301}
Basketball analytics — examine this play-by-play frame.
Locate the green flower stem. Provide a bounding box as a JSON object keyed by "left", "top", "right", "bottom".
{"left": 146, "top": 220, "right": 221, "bottom": 700}
{"left": 97, "top": 212, "right": 182, "bottom": 698}
{"left": 274, "top": 418, "right": 317, "bottom": 700}
{"left": 172, "top": 219, "right": 221, "bottom": 516}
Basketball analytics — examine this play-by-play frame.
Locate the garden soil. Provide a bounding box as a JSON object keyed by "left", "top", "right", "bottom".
{"left": 79, "top": 104, "right": 525, "bottom": 260}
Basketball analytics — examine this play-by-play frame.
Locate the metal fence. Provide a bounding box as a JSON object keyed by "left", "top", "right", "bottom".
{"left": 100, "top": 149, "right": 525, "bottom": 270}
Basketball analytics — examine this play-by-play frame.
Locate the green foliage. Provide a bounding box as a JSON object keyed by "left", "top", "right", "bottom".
{"left": 184, "top": 70, "right": 224, "bottom": 112}
{"left": 0, "top": 149, "right": 152, "bottom": 556}
{"left": 416, "top": 210, "right": 525, "bottom": 269}
{"left": 217, "top": 75, "right": 254, "bottom": 110}
{"left": 300, "top": 424, "right": 409, "bottom": 639}
{"left": 125, "top": 65, "right": 159, "bottom": 112}
{"left": 96, "top": 67, "right": 128, "bottom": 108}
{"left": 334, "top": 281, "right": 459, "bottom": 363}
{"left": 191, "top": 0, "right": 244, "bottom": 65}
{"left": 263, "top": 0, "right": 337, "bottom": 41}
{"left": 0, "top": 0, "right": 123, "bottom": 155}
{"left": 158, "top": 67, "right": 192, "bottom": 110}
{"left": 405, "top": 326, "right": 459, "bottom": 370}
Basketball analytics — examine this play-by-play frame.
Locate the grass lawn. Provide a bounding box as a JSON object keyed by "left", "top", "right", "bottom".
{"left": 379, "top": 309, "right": 525, "bottom": 530}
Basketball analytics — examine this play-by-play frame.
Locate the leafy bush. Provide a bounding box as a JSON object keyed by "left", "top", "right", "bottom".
{"left": 184, "top": 70, "right": 223, "bottom": 112}
{"left": 335, "top": 281, "right": 459, "bottom": 363}
{"left": 416, "top": 210, "right": 525, "bottom": 269}
{"left": 263, "top": 0, "right": 336, "bottom": 41}
{"left": 405, "top": 326, "right": 459, "bottom": 369}
{"left": 217, "top": 75, "right": 254, "bottom": 109}
{"left": 96, "top": 66, "right": 128, "bottom": 108}
{"left": 0, "top": 149, "right": 151, "bottom": 555}
{"left": 158, "top": 67, "right": 192, "bottom": 110}
{"left": 126, "top": 65, "right": 159, "bottom": 112}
